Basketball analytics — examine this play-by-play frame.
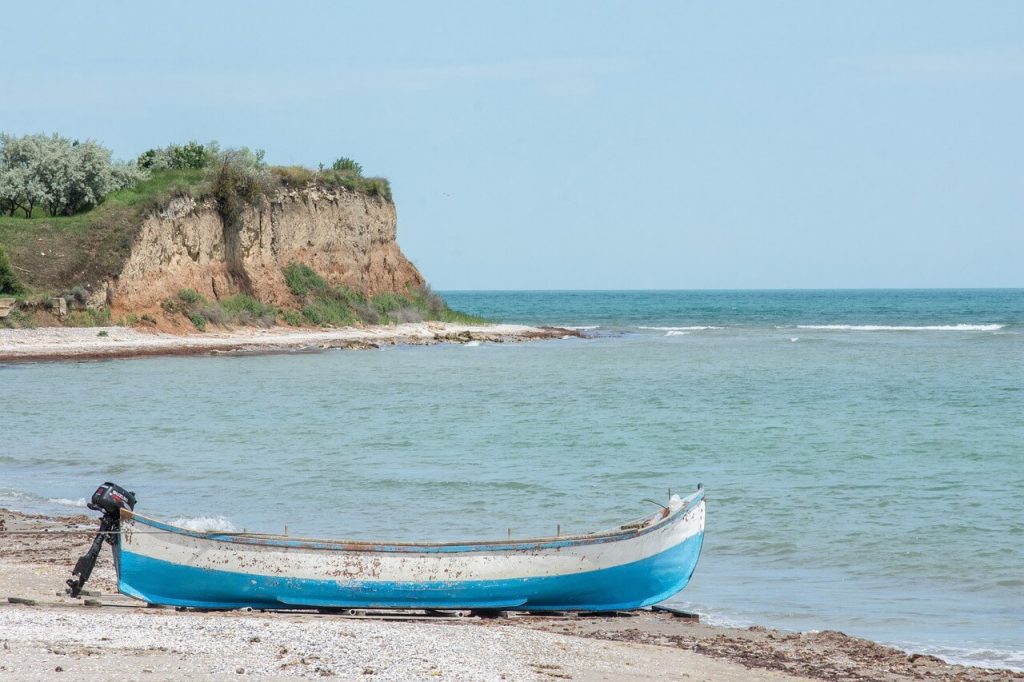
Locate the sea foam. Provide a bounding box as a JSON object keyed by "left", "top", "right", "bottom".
{"left": 796, "top": 324, "right": 1005, "bottom": 332}
{"left": 170, "top": 516, "right": 237, "bottom": 532}
{"left": 47, "top": 497, "right": 88, "bottom": 508}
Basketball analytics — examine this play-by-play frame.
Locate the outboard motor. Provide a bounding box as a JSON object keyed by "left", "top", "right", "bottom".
{"left": 66, "top": 482, "right": 136, "bottom": 597}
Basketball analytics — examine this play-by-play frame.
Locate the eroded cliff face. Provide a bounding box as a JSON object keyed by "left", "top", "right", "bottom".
{"left": 108, "top": 186, "right": 424, "bottom": 311}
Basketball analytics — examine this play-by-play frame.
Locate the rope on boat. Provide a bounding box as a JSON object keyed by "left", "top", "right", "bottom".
{"left": 2, "top": 529, "right": 115, "bottom": 535}
{"left": 3, "top": 529, "right": 186, "bottom": 535}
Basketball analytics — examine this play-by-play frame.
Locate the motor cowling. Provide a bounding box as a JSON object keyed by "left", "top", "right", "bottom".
{"left": 88, "top": 482, "right": 136, "bottom": 517}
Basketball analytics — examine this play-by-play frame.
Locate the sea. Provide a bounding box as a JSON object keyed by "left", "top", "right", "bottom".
{"left": 1, "top": 289, "right": 1021, "bottom": 670}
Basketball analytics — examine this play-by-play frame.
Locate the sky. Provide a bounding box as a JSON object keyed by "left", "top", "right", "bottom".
{"left": 2, "top": 1, "right": 1022, "bottom": 289}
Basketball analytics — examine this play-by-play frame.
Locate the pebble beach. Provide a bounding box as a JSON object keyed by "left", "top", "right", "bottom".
{"left": 0, "top": 322, "right": 571, "bottom": 363}
{"left": 2, "top": 509, "right": 1020, "bottom": 681}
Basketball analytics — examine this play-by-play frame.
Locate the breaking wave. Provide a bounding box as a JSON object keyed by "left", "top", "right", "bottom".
{"left": 170, "top": 516, "right": 237, "bottom": 532}
{"left": 48, "top": 497, "right": 88, "bottom": 508}
{"left": 896, "top": 642, "right": 1023, "bottom": 672}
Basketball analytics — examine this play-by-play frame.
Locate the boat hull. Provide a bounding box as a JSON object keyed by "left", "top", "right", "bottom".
{"left": 116, "top": 493, "right": 705, "bottom": 611}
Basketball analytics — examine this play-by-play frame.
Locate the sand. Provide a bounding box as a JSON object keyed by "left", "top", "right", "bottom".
{"left": 0, "top": 322, "right": 575, "bottom": 362}
{"left": 1, "top": 509, "right": 1020, "bottom": 681}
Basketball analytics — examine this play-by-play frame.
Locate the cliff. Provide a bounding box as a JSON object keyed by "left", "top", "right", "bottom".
{"left": 105, "top": 186, "right": 424, "bottom": 311}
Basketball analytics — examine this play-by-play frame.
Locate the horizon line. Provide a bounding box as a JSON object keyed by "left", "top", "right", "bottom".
{"left": 436, "top": 287, "right": 1024, "bottom": 293}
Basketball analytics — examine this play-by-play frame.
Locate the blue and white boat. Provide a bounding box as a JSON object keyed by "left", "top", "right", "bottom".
{"left": 112, "top": 486, "right": 705, "bottom": 611}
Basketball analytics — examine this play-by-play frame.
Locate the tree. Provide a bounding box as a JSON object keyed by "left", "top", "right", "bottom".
{"left": 0, "top": 134, "right": 47, "bottom": 217}
{"left": 0, "top": 133, "right": 145, "bottom": 217}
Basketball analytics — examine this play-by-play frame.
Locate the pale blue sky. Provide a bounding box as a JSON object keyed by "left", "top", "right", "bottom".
{"left": 3, "top": 1, "right": 1022, "bottom": 289}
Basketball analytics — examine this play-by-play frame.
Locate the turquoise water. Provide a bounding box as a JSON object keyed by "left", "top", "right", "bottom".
{"left": 2, "top": 290, "right": 1022, "bottom": 669}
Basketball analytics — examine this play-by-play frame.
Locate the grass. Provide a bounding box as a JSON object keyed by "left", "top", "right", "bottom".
{"left": 169, "top": 288, "right": 278, "bottom": 331}
{"left": 220, "top": 294, "right": 277, "bottom": 326}
{"left": 0, "top": 169, "right": 207, "bottom": 297}
{"left": 0, "top": 307, "right": 33, "bottom": 329}
{"left": 64, "top": 307, "right": 112, "bottom": 327}
{"left": 272, "top": 166, "right": 391, "bottom": 201}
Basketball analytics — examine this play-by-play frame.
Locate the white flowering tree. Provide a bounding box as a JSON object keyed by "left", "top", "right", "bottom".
{"left": 0, "top": 133, "right": 146, "bottom": 217}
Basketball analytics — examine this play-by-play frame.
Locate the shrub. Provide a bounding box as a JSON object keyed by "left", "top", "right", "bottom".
{"left": 65, "top": 286, "right": 89, "bottom": 305}
{"left": 137, "top": 141, "right": 216, "bottom": 171}
{"left": 172, "top": 289, "right": 279, "bottom": 329}
{"left": 221, "top": 294, "right": 277, "bottom": 327}
{"left": 0, "top": 306, "right": 33, "bottom": 329}
{"left": 196, "top": 304, "right": 226, "bottom": 326}
{"left": 0, "top": 245, "right": 24, "bottom": 295}
{"left": 302, "top": 297, "right": 356, "bottom": 327}
{"left": 330, "top": 157, "right": 363, "bottom": 175}
{"left": 172, "top": 141, "right": 213, "bottom": 169}
{"left": 208, "top": 148, "right": 272, "bottom": 229}
{"left": 316, "top": 169, "right": 392, "bottom": 201}
{"left": 359, "top": 177, "right": 392, "bottom": 200}
{"left": 65, "top": 307, "right": 112, "bottom": 327}
{"left": 389, "top": 307, "right": 426, "bottom": 324}
{"left": 281, "top": 309, "right": 305, "bottom": 326}
{"left": 283, "top": 262, "right": 327, "bottom": 297}
{"left": 281, "top": 263, "right": 476, "bottom": 328}
{"left": 178, "top": 288, "right": 206, "bottom": 305}
{"left": 371, "top": 292, "right": 406, "bottom": 314}
{"left": 333, "top": 285, "right": 366, "bottom": 306}
{"left": 351, "top": 300, "right": 380, "bottom": 324}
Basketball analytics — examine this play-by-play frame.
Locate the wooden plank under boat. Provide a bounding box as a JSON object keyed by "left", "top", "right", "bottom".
{"left": 113, "top": 486, "right": 706, "bottom": 611}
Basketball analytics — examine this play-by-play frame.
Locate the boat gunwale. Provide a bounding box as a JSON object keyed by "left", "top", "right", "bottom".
{"left": 120, "top": 488, "right": 705, "bottom": 554}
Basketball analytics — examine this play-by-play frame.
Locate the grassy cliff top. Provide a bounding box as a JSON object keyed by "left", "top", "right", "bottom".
{"left": 0, "top": 166, "right": 391, "bottom": 296}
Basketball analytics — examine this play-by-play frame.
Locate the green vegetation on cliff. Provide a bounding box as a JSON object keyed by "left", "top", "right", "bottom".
{"left": 0, "top": 167, "right": 206, "bottom": 297}
{"left": 0, "top": 134, "right": 484, "bottom": 331}
{"left": 0, "top": 136, "right": 392, "bottom": 296}
{"left": 153, "top": 264, "right": 483, "bottom": 332}
{"left": 0, "top": 244, "right": 23, "bottom": 295}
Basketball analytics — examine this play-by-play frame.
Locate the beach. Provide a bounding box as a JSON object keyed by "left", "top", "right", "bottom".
{"left": 4, "top": 1, "right": 1020, "bottom": 676}
{"left": 1, "top": 508, "right": 1019, "bottom": 681}
{"left": 3, "top": 290, "right": 1022, "bottom": 677}
{"left": 0, "top": 322, "right": 572, "bottom": 363}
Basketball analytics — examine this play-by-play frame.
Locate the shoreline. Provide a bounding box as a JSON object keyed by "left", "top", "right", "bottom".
{"left": 0, "top": 322, "right": 576, "bottom": 363}
{"left": 1, "top": 508, "right": 1019, "bottom": 681}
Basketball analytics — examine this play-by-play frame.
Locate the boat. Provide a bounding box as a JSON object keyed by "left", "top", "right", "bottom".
{"left": 70, "top": 483, "right": 706, "bottom": 611}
